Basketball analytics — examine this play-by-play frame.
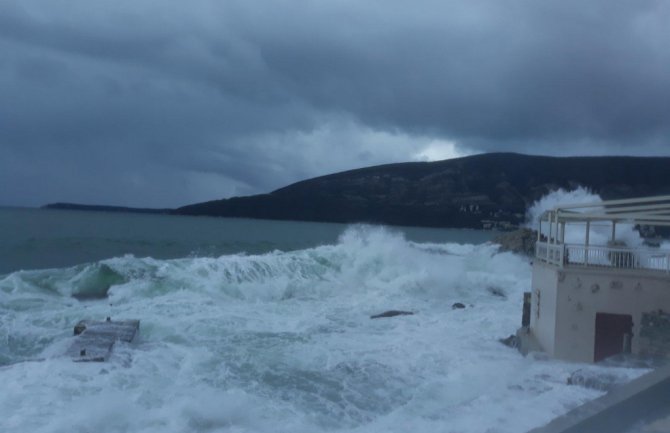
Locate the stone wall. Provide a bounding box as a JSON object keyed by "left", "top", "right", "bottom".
{"left": 640, "top": 310, "right": 670, "bottom": 358}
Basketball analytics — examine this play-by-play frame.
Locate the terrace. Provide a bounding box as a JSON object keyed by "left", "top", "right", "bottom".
{"left": 534, "top": 195, "right": 670, "bottom": 274}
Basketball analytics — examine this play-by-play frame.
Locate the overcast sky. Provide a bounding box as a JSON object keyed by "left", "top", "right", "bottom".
{"left": 1, "top": 0, "right": 669, "bottom": 207}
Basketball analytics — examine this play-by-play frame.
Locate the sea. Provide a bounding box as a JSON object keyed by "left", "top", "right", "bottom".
{"left": 0, "top": 207, "right": 646, "bottom": 433}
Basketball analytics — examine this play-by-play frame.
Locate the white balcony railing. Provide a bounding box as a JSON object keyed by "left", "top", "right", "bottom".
{"left": 535, "top": 242, "right": 670, "bottom": 273}
{"left": 535, "top": 242, "right": 564, "bottom": 267}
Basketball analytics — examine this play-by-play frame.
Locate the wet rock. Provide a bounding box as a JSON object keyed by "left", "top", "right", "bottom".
{"left": 74, "top": 321, "right": 87, "bottom": 336}
{"left": 499, "top": 334, "right": 520, "bottom": 348}
{"left": 452, "top": 302, "right": 466, "bottom": 309}
{"left": 493, "top": 228, "right": 537, "bottom": 256}
{"left": 370, "top": 310, "right": 414, "bottom": 319}
{"left": 487, "top": 286, "right": 507, "bottom": 299}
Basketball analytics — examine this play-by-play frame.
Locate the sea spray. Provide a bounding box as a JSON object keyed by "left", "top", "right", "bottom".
{"left": 526, "top": 187, "right": 644, "bottom": 247}
{"left": 525, "top": 186, "right": 600, "bottom": 227}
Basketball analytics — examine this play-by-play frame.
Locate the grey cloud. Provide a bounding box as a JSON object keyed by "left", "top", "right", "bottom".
{"left": 246, "top": 0, "right": 670, "bottom": 143}
{"left": 1, "top": 0, "right": 669, "bottom": 207}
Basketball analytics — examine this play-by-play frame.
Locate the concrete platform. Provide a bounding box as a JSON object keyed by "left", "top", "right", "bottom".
{"left": 66, "top": 319, "right": 140, "bottom": 362}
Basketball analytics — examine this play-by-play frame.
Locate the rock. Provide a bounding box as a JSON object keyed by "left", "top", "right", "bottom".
{"left": 370, "top": 310, "right": 414, "bottom": 319}
{"left": 487, "top": 286, "right": 507, "bottom": 299}
{"left": 493, "top": 228, "right": 537, "bottom": 256}
{"left": 452, "top": 302, "right": 466, "bottom": 309}
{"left": 499, "top": 334, "right": 519, "bottom": 348}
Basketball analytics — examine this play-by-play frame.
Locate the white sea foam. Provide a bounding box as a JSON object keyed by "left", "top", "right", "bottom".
{"left": 526, "top": 187, "right": 644, "bottom": 247}
{"left": 0, "top": 225, "right": 648, "bottom": 432}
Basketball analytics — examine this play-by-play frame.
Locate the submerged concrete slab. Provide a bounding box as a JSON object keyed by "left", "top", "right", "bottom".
{"left": 66, "top": 319, "right": 140, "bottom": 362}
{"left": 528, "top": 363, "right": 670, "bottom": 433}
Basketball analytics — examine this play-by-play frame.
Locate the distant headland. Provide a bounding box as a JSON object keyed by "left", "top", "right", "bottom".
{"left": 42, "top": 203, "right": 171, "bottom": 215}
{"left": 44, "top": 153, "right": 670, "bottom": 229}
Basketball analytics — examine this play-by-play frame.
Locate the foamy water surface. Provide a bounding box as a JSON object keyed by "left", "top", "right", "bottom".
{"left": 0, "top": 225, "right": 646, "bottom": 432}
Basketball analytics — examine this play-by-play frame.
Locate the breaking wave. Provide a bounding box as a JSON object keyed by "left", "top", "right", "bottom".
{"left": 1, "top": 226, "right": 515, "bottom": 303}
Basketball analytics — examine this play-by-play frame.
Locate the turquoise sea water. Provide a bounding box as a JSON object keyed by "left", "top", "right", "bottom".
{"left": 0, "top": 207, "right": 493, "bottom": 275}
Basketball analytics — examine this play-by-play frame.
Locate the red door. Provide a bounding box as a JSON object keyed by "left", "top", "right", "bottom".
{"left": 594, "top": 313, "right": 633, "bottom": 362}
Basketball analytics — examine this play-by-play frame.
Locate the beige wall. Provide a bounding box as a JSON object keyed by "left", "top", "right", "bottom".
{"left": 530, "top": 262, "right": 670, "bottom": 363}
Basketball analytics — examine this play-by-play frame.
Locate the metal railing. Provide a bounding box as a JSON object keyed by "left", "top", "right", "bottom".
{"left": 535, "top": 242, "right": 670, "bottom": 273}
{"left": 535, "top": 242, "right": 564, "bottom": 267}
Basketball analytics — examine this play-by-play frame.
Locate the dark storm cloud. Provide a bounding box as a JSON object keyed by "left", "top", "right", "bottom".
{"left": 247, "top": 0, "right": 670, "bottom": 144}
{"left": 1, "top": 0, "right": 668, "bottom": 207}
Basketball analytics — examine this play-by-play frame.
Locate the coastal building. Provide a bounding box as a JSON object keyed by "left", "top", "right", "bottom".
{"left": 524, "top": 195, "right": 670, "bottom": 363}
